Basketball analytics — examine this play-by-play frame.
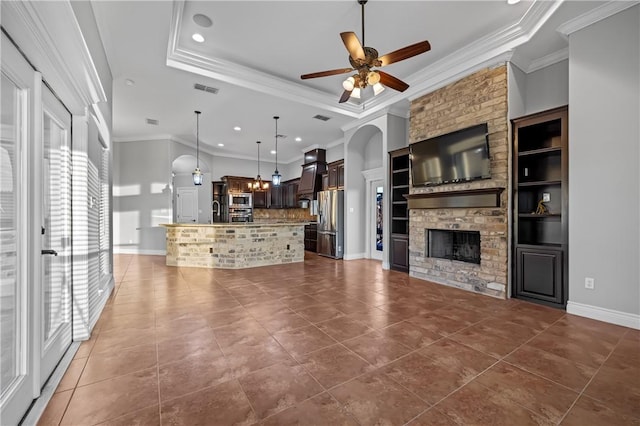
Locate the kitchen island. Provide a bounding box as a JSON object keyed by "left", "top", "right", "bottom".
{"left": 161, "top": 222, "right": 307, "bottom": 269}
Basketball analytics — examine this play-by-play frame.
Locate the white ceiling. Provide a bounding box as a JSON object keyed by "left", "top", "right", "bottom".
{"left": 92, "top": 0, "right": 605, "bottom": 165}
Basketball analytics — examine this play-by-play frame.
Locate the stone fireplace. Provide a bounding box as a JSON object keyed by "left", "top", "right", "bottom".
{"left": 408, "top": 65, "right": 509, "bottom": 299}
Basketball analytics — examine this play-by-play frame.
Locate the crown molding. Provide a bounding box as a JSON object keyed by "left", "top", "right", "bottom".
{"left": 166, "top": 0, "right": 563, "bottom": 125}
{"left": 1, "top": 0, "right": 106, "bottom": 115}
{"left": 527, "top": 47, "right": 569, "bottom": 73}
{"left": 557, "top": 1, "right": 639, "bottom": 37}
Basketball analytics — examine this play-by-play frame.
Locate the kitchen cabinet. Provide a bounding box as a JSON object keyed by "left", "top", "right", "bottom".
{"left": 283, "top": 178, "right": 299, "bottom": 208}
{"left": 305, "top": 223, "right": 317, "bottom": 252}
{"left": 223, "top": 176, "right": 252, "bottom": 193}
{"left": 270, "top": 185, "right": 284, "bottom": 208}
{"left": 253, "top": 189, "right": 269, "bottom": 208}
{"left": 512, "top": 106, "right": 568, "bottom": 308}
{"left": 327, "top": 160, "right": 344, "bottom": 189}
{"left": 297, "top": 149, "right": 327, "bottom": 199}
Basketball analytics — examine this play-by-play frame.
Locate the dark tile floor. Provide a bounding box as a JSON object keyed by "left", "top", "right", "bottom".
{"left": 38, "top": 254, "right": 640, "bottom": 425}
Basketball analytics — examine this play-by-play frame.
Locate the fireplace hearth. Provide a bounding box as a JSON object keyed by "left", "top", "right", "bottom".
{"left": 427, "top": 229, "right": 481, "bottom": 264}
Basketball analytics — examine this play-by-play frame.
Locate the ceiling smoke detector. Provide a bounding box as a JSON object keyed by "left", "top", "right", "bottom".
{"left": 146, "top": 118, "right": 159, "bottom": 126}
{"left": 313, "top": 114, "right": 331, "bottom": 121}
{"left": 194, "top": 83, "right": 219, "bottom": 94}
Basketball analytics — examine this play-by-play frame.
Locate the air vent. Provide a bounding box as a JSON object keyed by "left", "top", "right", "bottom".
{"left": 194, "top": 83, "right": 219, "bottom": 94}
{"left": 313, "top": 114, "right": 331, "bottom": 121}
{"left": 146, "top": 118, "right": 159, "bottom": 126}
{"left": 276, "top": 134, "right": 287, "bottom": 139}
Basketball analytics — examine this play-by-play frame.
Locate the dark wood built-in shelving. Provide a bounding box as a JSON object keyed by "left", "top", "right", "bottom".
{"left": 512, "top": 105, "right": 568, "bottom": 308}
{"left": 389, "top": 148, "right": 410, "bottom": 272}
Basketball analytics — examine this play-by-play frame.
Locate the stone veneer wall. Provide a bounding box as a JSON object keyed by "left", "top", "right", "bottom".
{"left": 165, "top": 224, "right": 304, "bottom": 269}
{"left": 409, "top": 65, "right": 509, "bottom": 298}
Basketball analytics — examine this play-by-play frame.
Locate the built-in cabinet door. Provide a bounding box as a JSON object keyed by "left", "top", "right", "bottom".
{"left": 390, "top": 235, "right": 409, "bottom": 272}
{"left": 515, "top": 246, "right": 563, "bottom": 305}
{"left": 39, "top": 84, "right": 73, "bottom": 386}
{"left": 0, "top": 35, "right": 36, "bottom": 425}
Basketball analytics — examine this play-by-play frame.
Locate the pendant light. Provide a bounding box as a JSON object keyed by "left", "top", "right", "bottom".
{"left": 272, "top": 116, "right": 282, "bottom": 186}
{"left": 250, "top": 141, "right": 269, "bottom": 190}
{"left": 192, "top": 110, "right": 203, "bottom": 185}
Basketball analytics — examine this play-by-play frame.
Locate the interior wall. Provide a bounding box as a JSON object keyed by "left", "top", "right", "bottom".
{"left": 326, "top": 142, "right": 345, "bottom": 163}
{"left": 567, "top": 6, "right": 639, "bottom": 324}
{"left": 113, "top": 140, "right": 171, "bottom": 253}
{"left": 525, "top": 59, "right": 568, "bottom": 115}
{"left": 508, "top": 63, "right": 527, "bottom": 119}
{"left": 364, "top": 133, "right": 383, "bottom": 170}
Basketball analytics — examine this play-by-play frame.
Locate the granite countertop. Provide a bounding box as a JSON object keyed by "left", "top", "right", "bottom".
{"left": 160, "top": 222, "right": 311, "bottom": 228}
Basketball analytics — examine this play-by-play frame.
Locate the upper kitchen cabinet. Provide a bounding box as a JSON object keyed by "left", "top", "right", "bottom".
{"left": 223, "top": 176, "right": 253, "bottom": 193}
{"left": 298, "top": 149, "right": 327, "bottom": 199}
{"left": 327, "top": 160, "right": 344, "bottom": 190}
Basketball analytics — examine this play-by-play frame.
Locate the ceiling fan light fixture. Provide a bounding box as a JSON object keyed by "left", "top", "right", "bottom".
{"left": 373, "top": 82, "right": 385, "bottom": 96}
{"left": 351, "top": 87, "right": 361, "bottom": 99}
{"left": 342, "top": 76, "right": 355, "bottom": 91}
{"left": 367, "top": 71, "right": 380, "bottom": 85}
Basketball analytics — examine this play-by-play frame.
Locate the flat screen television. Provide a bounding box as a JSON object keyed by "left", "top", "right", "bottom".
{"left": 410, "top": 123, "right": 490, "bottom": 187}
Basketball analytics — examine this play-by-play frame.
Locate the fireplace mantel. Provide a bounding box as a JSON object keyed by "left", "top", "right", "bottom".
{"left": 405, "top": 188, "right": 504, "bottom": 209}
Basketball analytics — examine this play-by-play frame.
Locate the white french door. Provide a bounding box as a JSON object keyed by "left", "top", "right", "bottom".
{"left": 0, "top": 33, "right": 73, "bottom": 425}
{"left": 39, "top": 84, "right": 73, "bottom": 386}
{"left": 0, "top": 33, "right": 36, "bottom": 426}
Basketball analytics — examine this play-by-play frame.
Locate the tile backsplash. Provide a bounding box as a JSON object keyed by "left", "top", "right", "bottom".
{"left": 253, "top": 208, "right": 316, "bottom": 222}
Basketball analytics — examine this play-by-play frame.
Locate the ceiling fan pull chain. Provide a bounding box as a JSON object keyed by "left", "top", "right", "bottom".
{"left": 360, "top": 0, "right": 366, "bottom": 46}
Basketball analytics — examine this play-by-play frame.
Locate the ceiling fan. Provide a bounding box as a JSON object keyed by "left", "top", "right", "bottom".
{"left": 301, "top": 0, "right": 431, "bottom": 103}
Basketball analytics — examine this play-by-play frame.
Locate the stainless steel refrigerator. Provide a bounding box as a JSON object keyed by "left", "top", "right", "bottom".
{"left": 317, "top": 190, "right": 344, "bottom": 259}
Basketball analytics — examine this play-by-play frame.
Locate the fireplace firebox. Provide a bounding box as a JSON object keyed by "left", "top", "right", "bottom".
{"left": 427, "top": 229, "right": 481, "bottom": 264}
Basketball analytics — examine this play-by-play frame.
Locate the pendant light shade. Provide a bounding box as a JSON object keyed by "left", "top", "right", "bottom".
{"left": 250, "top": 141, "right": 269, "bottom": 190}
{"left": 272, "top": 116, "right": 282, "bottom": 186}
{"left": 192, "top": 110, "right": 203, "bottom": 185}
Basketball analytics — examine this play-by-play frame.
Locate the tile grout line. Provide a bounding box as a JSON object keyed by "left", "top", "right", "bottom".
{"left": 555, "top": 329, "right": 630, "bottom": 425}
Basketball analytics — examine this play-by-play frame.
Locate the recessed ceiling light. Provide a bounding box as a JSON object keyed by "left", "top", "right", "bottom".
{"left": 295, "top": 137, "right": 302, "bottom": 142}
{"left": 270, "top": 150, "right": 276, "bottom": 155}
{"left": 507, "top": 0, "right": 521, "bottom": 4}
{"left": 233, "top": 126, "right": 241, "bottom": 131}
{"left": 192, "top": 33, "right": 205, "bottom": 43}
{"left": 193, "top": 14, "right": 212, "bottom": 28}
{"left": 218, "top": 143, "right": 224, "bottom": 147}
{"left": 125, "top": 79, "right": 135, "bottom": 86}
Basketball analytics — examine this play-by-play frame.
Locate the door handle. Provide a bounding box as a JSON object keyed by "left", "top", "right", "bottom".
{"left": 41, "top": 249, "right": 58, "bottom": 256}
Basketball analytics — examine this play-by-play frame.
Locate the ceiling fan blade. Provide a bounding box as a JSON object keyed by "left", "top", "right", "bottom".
{"left": 340, "top": 32, "right": 365, "bottom": 60}
{"left": 378, "top": 41, "right": 431, "bottom": 67}
{"left": 339, "top": 90, "right": 352, "bottom": 103}
{"left": 378, "top": 71, "right": 409, "bottom": 92}
{"left": 301, "top": 68, "right": 354, "bottom": 80}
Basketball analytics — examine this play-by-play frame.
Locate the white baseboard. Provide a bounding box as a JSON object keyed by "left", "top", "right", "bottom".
{"left": 114, "top": 247, "right": 166, "bottom": 256}
{"left": 566, "top": 301, "right": 640, "bottom": 330}
{"left": 382, "top": 261, "right": 390, "bottom": 270}
{"left": 343, "top": 252, "right": 366, "bottom": 261}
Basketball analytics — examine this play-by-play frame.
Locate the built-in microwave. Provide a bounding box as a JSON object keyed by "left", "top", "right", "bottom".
{"left": 228, "top": 193, "right": 253, "bottom": 208}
